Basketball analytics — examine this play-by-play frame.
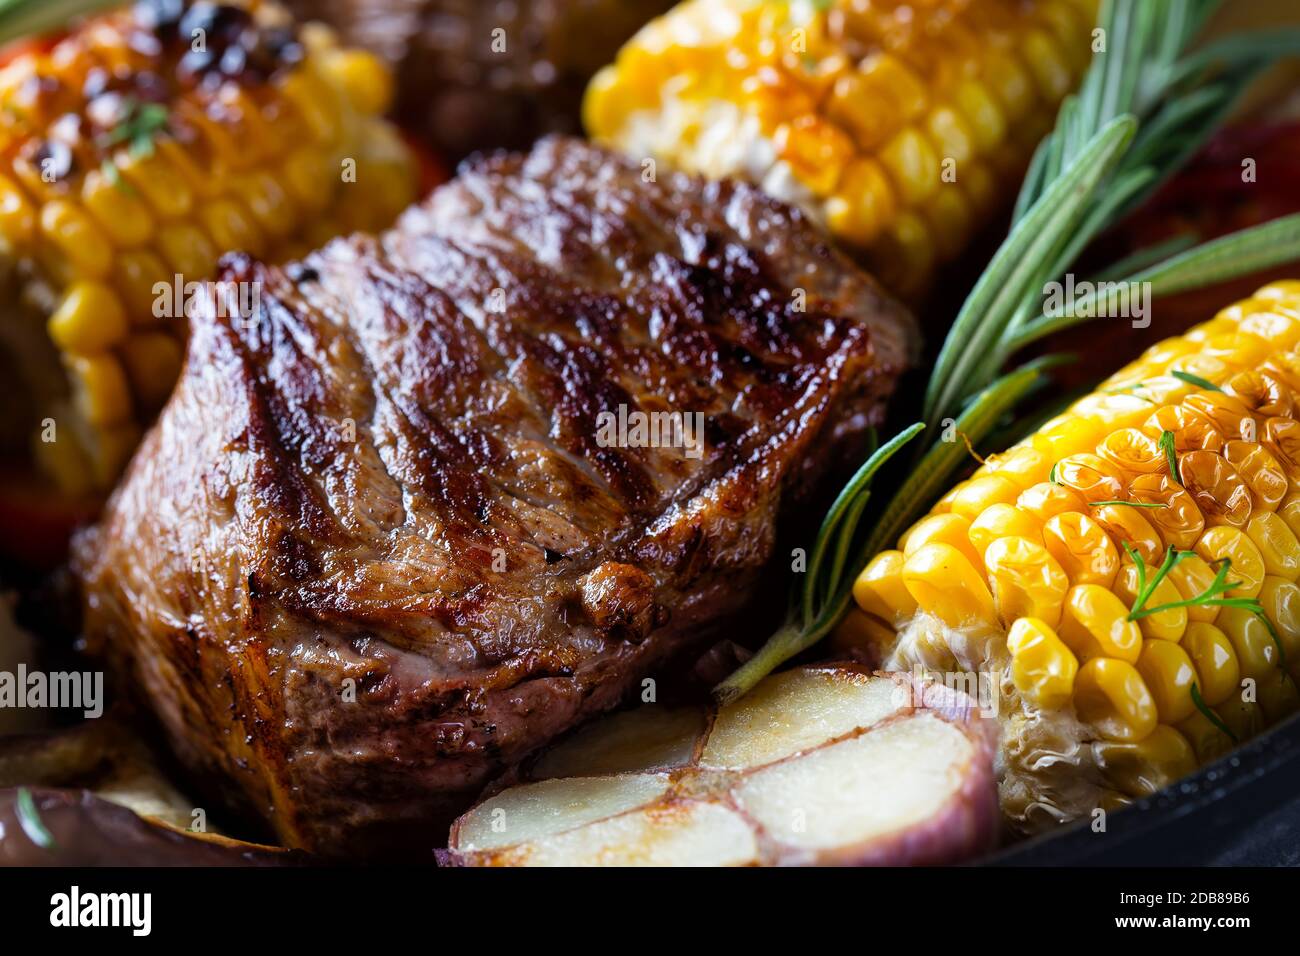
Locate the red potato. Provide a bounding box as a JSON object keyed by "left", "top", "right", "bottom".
{"left": 443, "top": 666, "right": 999, "bottom": 867}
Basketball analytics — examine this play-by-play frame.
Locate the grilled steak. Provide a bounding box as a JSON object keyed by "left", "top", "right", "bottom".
{"left": 73, "top": 137, "right": 916, "bottom": 858}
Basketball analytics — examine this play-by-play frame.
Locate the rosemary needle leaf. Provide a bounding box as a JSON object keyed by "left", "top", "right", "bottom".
{"left": 1170, "top": 370, "right": 1222, "bottom": 391}
{"left": 1160, "top": 429, "right": 1181, "bottom": 484}
{"left": 1191, "top": 683, "right": 1237, "bottom": 744}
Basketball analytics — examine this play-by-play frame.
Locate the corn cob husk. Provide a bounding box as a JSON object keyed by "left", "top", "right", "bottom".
{"left": 845, "top": 280, "right": 1300, "bottom": 832}
{"left": 0, "top": 0, "right": 416, "bottom": 494}
{"left": 584, "top": 0, "right": 1098, "bottom": 299}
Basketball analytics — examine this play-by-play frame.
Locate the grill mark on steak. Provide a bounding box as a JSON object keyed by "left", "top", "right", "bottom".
{"left": 73, "top": 137, "right": 917, "bottom": 858}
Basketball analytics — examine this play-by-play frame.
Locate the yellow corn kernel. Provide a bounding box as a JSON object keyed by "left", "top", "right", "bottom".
{"left": 199, "top": 198, "right": 266, "bottom": 260}
{"left": 1178, "top": 450, "right": 1253, "bottom": 528}
{"left": 925, "top": 105, "right": 974, "bottom": 167}
{"left": 902, "top": 543, "right": 996, "bottom": 629}
{"left": 1225, "top": 440, "right": 1287, "bottom": 512}
{"left": 1058, "top": 584, "right": 1143, "bottom": 664}
{"left": 1166, "top": 552, "right": 1221, "bottom": 624}
{"left": 953, "top": 78, "right": 1006, "bottom": 151}
{"left": 0, "top": 172, "right": 36, "bottom": 246}
{"left": 1176, "top": 708, "right": 1235, "bottom": 764}
{"left": 1115, "top": 563, "right": 1187, "bottom": 644}
{"left": 278, "top": 62, "right": 342, "bottom": 144}
{"left": 1258, "top": 670, "right": 1300, "bottom": 721}
{"left": 66, "top": 352, "right": 131, "bottom": 427}
{"left": 1226, "top": 369, "right": 1294, "bottom": 421}
{"left": 1195, "top": 526, "right": 1265, "bottom": 598}
{"left": 1245, "top": 511, "right": 1300, "bottom": 580}
{"left": 115, "top": 249, "right": 170, "bottom": 321}
{"left": 1054, "top": 453, "right": 1126, "bottom": 502}
{"left": 1043, "top": 511, "right": 1120, "bottom": 588}
{"left": 852, "top": 550, "right": 918, "bottom": 623}
{"left": 321, "top": 48, "right": 394, "bottom": 115}
{"left": 1093, "top": 725, "right": 1198, "bottom": 799}
{"left": 1129, "top": 473, "right": 1206, "bottom": 552}
{"left": 1136, "top": 640, "right": 1197, "bottom": 724}
{"left": 1182, "top": 622, "right": 1241, "bottom": 706}
{"left": 982, "top": 446, "right": 1052, "bottom": 489}
{"left": 1017, "top": 481, "right": 1085, "bottom": 521}
{"left": 1030, "top": 413, "right": 1105, "bottom": 460}
{"left": 234, "top": 171, "right": 299, "bottom": 242}
{"left": 824, "top": 157, "right": 896, "bottom": 246}
{"left": 900, "top": 512, "right": 984, "bottom": 572}
{"left": 115, "top": 149, "right": 194, "bottom": 220}
{"left": 81, "top": 167, "right": 154, "bottom": 247}
{"left": 1240, "top": 310, "right": 1300, "bottom": 350}
{"left": 284, "top": 146, "right": 336, "bottom": 213}
{"left": 985, "top": 536, "right": 1069, "bottom": 627}
{"left": 1072, "top": 393, "right": 1158, "bottom": 431}
{"left": 1216, "top": 606, "right": 1280, "bottom": 680}
{"left": 121, "top": 332, "right": 183, "bottom": 412}
{"left": 47, "top": 281, "right": 128, "bottom": 354}
{"left": 876, "top": 127, "right": 939, "bottom": 207}
{"left": 157, "top": 223, "right": 217, "bottom": 279}
{"left": 40, "top": 199, "right": 112, "bottom": 279}
{"left": 1258, "top": 576, "right": 1300, "bottom": 665}
{"left": 1144, "top": 404, "right": 1224, "bottom": 454}
{"left": 919, "top": 186, "right": 974, "bottom": 261}
{"left": 1006, "top": 617, "right": 1078, "bottom": 710}
{"left": 1090, "top": 503, "right": 1164, "bottom": 566}
{"left": 946, "top": 474, "right": 1022, "bottom": 521}
{"left": 1282, "top": 492, "right": 1300, "bottom": 542}
{"left": 1184, "top": 390, "right": 1258, "bottom": 442}
{"left": 968, "top": 504, "right": 1044, "bottom": 556}
{"left": 1095, "top": 428, "right": 1165, "bottom": 475}
{"left": 1074, "top": 657, "right": 1158, "bottom": 742}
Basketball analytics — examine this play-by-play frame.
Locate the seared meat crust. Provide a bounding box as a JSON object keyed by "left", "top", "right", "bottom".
{"left": 74, "top": 138, "right": 915, "bottom": 857}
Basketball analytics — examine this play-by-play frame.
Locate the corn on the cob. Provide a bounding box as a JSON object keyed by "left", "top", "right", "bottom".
{"left": 584, "top": 0, "right": 1097, "bottom": 299}
{"left": 0, "top": 0, "right": 416, "bottom": 494}
{"left": 844, "top": 280, "right": 1300, "bottom": 831}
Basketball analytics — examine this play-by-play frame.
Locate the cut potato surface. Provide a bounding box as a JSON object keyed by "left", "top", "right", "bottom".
{"left": 445, "top": 666, "right": 998, "bottom": 867}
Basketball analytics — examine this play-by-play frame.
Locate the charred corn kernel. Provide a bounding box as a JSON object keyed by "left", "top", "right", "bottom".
{"left": 1176, "top": 708, "right": 1235, "bottom": 764}
{"left": 1090, "top": 504, "right": 1164, "bottom": 566}
{"left": 900, "top": 512, "right": 984, "bottom": 571}
{"left": 1258, "top": 576, "right": 1300, "bottom": 664}
{"left": 1043, "top": 512, "right": 1120, "bottom": 588}
{"left": 0, "top": 0, "right": 415, "bottom": 492}
{"left": 1006, "top": 617, "right": 1078, "bottom": 709}
{"left": 121, "top": 332, "right": 184, "bottom": 412}
{"left": 40, "top": 200, "right": 112, "bottom": 279}
{"left": 1183, "top": 622, "right": 1240, "bottom": 706}
{"left": 1244, "top": 512, "right": 1300, "bottom": 580}
{"left": 902, "top": 543, "right": 997, "bottom": 628}
{"left": 969, "top": 504, "right": 1044, "bottom": 556}
{"left": 66, "top": 352, "right": 131, "bottom": 427}
{"left": 1059, "top": 584, "right": 1143, "bottom": 664}
{"left": 1195, "top": 527, "right": 1265, "bottom": 598}
{"left": 1258, "top": 670, "right": 1300, "bottom": 721}
{"left": 1179, "top": 451, "right": 1252, "bottom": 528}
{"left": 586, "top": 0, "right": 1094, "bottom": 299}
{"left": 47, "top": 281, "right": 128, "bottom": 354}
{"left": 1096, "top": 428, "right": 1165, "bottom": 475}
{"left": 1136, "top": 640, "right": 1197, "bottom": 723}
{"left": 1167, "top": 553, "right": 1221, "bottom": 624}
{"left": 986, "top": 536, "right": 1069, "bottom": 626}
{"left": 1093, "top": 725, "right": 1198, "bottom": 799}
{"left": 1116, "top": 563, "right": 1187, "bottom": 644}
{"left": 80, "top": 168, "right": 153, "bottom": 247}
{"left": 1130, "top": 474, "right": 1205, "bottom": 552}
{"left": 1074, "top": 657, "right": 1157, "bottom": 742}
{"left": 1217, "top": 606, "right": 1280, "bottom": 680}
{"left": 1226, "top": 370, "right": 1294, "bottom": 420}
{"left": 852, "top": 550, "right": 918, "bottom": 623}
{"left": 946, "top": 474, "right": 1022, "bottom": 521}
{"left": 1018, "top": 481, "right": 1086, "bottom": 520}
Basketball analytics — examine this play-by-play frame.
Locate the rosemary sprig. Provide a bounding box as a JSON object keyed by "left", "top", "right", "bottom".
{"left": 1159, "top": 430, "right": 1182, "bottom": 484}
{"left": 722, "top": 0, "right": 1300, "bottom": 699}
